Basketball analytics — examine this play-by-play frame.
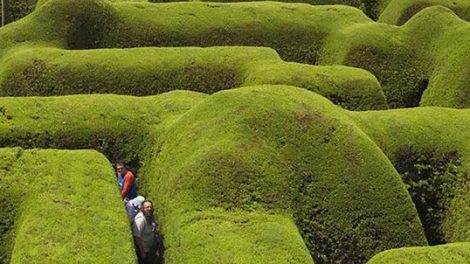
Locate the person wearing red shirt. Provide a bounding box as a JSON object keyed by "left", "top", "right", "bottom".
{"left": 116, "top": 162, "right": 138, "bottom": 200}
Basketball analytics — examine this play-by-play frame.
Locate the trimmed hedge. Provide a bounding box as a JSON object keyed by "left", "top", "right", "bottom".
{"left": 141, "top": 85, "right": 426, "bottom": 263}
{"left": 0, "top": 92, "right": 207, "bottom": 162}
{"left": 0, "top": 0, "right": 37, "bottom": 25}
{"left": 31, "top": 0, "right": 394, "bottom": 21}
{"left": 242, "top": 62, "right": 387, "bottom": 110}
{"left": 379, "top": 0, "right": 470, "bottom": 25}
{"left": 4, "top": 86, "right": 470, "bottom": 262}
{"left": 0, "top": 0, "right": 412, "bottom": 27}
{"left": 0, "top": 0, "right": 391, "bottom": 110}
{"left": 0, "top": 46, "right": 387, "bottom": 110}
{"left": 0, "top": 147, "right": 22, "bottom": 263}
{"left": 320, "top": 21, "right": 424, "bottom": 108}
{"left": 394, "top": 148, "right": 467, "bottom": 245}
{"left": 0, "top": 47, "right": 276, "bottom": 95}
{"left": 1, "top": 0, "right": 469, "bottom": 108}
{"left": 144, "top": 0, "right": 385, "bottom": 20}
{"left": 0, "top": 0, "right": 372, "bottom": 63}
{"left": 0, "top": 88, "right": 421, "bottom": 263}
{"left": 348, "top": 106, "right": 470, "bottom": 245}
{"left": 0, "top": 148, "right": 135, "bottom": 263}
{"left": 167, "top": 210, "right": 313, "bottom": 263}
{"left": 320, "top": 5, "right": 470, "bottom": 108}
{"left": 367, "top": 242, "right": 470, "bottom": 263}
{"left": 1, "top": 0, "right": 470, "bottom": 262}
{"left": 88, "top": 0, "right": 367, "bottom": 64}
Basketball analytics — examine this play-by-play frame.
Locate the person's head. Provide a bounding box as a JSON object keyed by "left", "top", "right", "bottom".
{"left": 141, "top": 200, "right": 154, "bottom": 218}
{"left": 116, "top": 161, "right": 127, "bottom": 174}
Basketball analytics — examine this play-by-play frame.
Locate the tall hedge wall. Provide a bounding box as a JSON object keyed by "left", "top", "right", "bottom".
{"left": 1, "top": 0, "right": 470, "bottom": 108}
{"left": 320, "top": 5, "right": 470, "bottom": 108}
{"left": 3, "top": 85, "right": 470, "bottom": 262}
{"left": 2, "top": 0, "right": 470, "bottom": 262}
{"left": 348, "top": 107, "right": 470, "bottom": 246}
{"left": 368, "top": 242, "right": 470, "bottom": 263}
{"left": 379, "top": 0, "right": 470, "bottom": 25}
{"left": 140, "top": 85, "right": 426, "bottom": 263}
{"left": 0, "top": 46, "right": 387, "bottom": 110}
{"left": 0, "top": 148, "right": 135, "bottom": 263}
{"left": 0, "top": 92, "right": 207, "bottom": 162}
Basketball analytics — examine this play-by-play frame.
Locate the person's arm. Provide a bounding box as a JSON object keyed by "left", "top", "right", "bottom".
{"left": 121, "top": 171, "right": 134, "bottom": 199}
{"left": 134, "top": 236, "right": 146, "bottom": 259}
{"left": 132, "top": 215, "right": 146, "bottom": 258}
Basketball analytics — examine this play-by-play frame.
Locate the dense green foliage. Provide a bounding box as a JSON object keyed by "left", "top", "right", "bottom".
{"left": 318, "top": 6, "right": 470, "bottom": 108}
{"left": 0, "top": 47, "right": 387, "bottom": 110}
{"left": 2, "top": 0, "right": 470, "bottom": 262}
{"left": 0, "top": 148, "right": 135, "bottom": 263}
{"left": 144, "top": 0, "right": 385, "bottom": 20}
{"left": 0, "top": 0, "right": 372, "bottom": 61}
{"left": 1, "top": 0, "right": 470, "bottom": 108}
{"left": 0, "top": 92, "right": 206, "bottom": 162}
{"left": 394, "top": 148, "right": 467, "bottom": 245}
{"left": 141, "top": 85, "right": 426, "bottom": 263}
{"left": 379, "top": 0, "right": 470, "bottom": 25}
{"left": 0, "top": 0, "right": 37, "bottom": 24}
{"left": 0, "top": 0, "right": 400, "bottom": 25}
{"left": 368, "top": 242, "right": 470, "bottom": 263}
{"left": 0, "top": 147, "right": 21, "bottom": 263}
{"left": 0, "top": 87, "right": 435, "bottom": 263}
{"left": 3, "top": 85, "right": 470, "bottom": 263}
{"left": 349, "top": 107, "right": 470, "bottom": 261}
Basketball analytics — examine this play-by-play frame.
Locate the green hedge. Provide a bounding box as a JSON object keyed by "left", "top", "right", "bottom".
{"left": 167, "top": 210, "right": 313, "bottom": 263}
{"left": 0, "top": 0, "right": 390, "bottom": 110}
{"left": 77, "top": 0, "right": 366, "bottom": 63}
{"left": 0, "top": 88, "right": 417, "bottom": 263}
{"left": 348, "top": 106, "right": 470, "bottom": 245}
{"left": 0, "top": 92, "right": 207, "bottom": 162}
{"left": 0, "top": 0, "right": 372, "bottom": 63}
{"left": 0, "top": 148, "right": 135, "bottom": 263}
{"left": 367, "top": 242, "right": 470, "bottom": 263}
{"left": 379, "top": 0, "right": 470, "bottom": 25}
{"left": 320, "top": 21, "right": 424, "bottom": 108}
{"left": 5, "top": 86, "right": 470, "bottom": 262}
{"left": 32, "top": 0, "right": 395, "bottom": 21}
{"left": 242, "top": 62, "right": 387, "bottom": 110}
{"left": 0, "top": 0, "right": 409, "bottom": 26}
{"left": 1, "top": 0, "right": 468, "bottom": 108}
{"left": 0, "top": 147, "right": 22, "bottom": 263}
{"left": 141, "top": 85, "right": 426, "bottom": 263}
{"left": 144, "top": 0, "right": 385, "bottom": 20}
{"left": 320, "top": 5, "right": 470, "bottom": 108}
{"left": 0, "top": 46, "right": 276, "bottom": 95}
{"left": 0, "top": 0, "right": 38, "bottom": 25}
{"left": 0, "top": 46, "right": 387, "bottom": 110}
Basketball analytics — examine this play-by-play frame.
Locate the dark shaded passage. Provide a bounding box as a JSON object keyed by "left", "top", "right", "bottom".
{"left": 404, "top": 79, "right": 429, "bottom": 107}
{"left": 0, "top": 197, "right": 16, "bottom": 264}
{"left": 394, "top": 146, "right": 467, "bottom": 245}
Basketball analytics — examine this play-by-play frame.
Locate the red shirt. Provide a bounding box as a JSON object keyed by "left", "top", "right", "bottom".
{"left": 121, "top": 171, "right": 135, "bottom": 199}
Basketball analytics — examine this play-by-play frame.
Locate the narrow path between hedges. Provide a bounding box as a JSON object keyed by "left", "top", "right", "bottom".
{"left": 114, "top": 161, "right": 165, "bottom": 264}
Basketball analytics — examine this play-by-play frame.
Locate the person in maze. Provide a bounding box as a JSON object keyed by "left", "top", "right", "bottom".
{"left": 116, "top": 161, "right": 138, "bottom": 201}
{"left": 132, "top": 200, "right": 160, "bottom": 264}
{"left": 126, "top": 195, "right": 145, "bottom": 224}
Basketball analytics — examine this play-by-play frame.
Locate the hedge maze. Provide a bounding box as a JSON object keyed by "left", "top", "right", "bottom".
{"left": 1, "top": 0, "right": 470, "bottom": 263}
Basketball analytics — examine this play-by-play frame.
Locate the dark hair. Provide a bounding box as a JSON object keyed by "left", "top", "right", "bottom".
{"left": 142, "top": 199, "right": 153, "bottom": 206}
{"left": 116, "top": 161, "right": 126, "bottom": 167}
